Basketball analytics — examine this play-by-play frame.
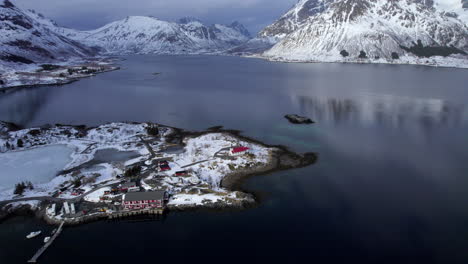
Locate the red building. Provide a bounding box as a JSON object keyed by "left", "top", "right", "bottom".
{"left": 175, "top": 171, "right": 189, "bottom": 176}
{"left": 122, "top": 191, "right": 166, "bottom": 210}
{"left": 230, "top": 146, "right": 250, "bottom": 156}
{"left": 159, "top": 164, "right": 171, "bottom": 171}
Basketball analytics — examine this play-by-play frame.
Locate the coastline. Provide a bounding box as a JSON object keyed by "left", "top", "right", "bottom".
{"left": 0, "top": 59, "right": 120, "bottom": 93}
{"left": 245, "top": 54, "right": 468, "bottom": 70}
{"left": 0, "top": 122, "right": 317, "bottom": 226}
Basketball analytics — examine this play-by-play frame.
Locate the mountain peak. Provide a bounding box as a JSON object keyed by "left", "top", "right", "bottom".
{"left": 228, "top": 21, "right": 251, "bottom": 38}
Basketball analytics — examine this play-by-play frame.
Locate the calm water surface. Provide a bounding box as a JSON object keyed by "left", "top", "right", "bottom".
{"left": 0, "top": 55, "right": 467, "bottom": 264}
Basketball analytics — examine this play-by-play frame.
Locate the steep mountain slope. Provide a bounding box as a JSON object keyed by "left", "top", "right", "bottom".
{"left": 57, "top": 16, "right": 251, "bottom": 55}
{"left": 261, "top": 0, "right": 468, "bottom": 65}
{"left": 0, "top": 0, "right": 97, "bottom": 70}
{"left": 259, "top": 0, "right": 332, "bottom": 39}
{"left": 230, "top": 0, "right": 332, "bottom": 55}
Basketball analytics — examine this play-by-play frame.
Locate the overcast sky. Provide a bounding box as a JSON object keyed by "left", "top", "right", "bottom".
{"left": 13, "top": 0, "right": 297, "bottom": 34}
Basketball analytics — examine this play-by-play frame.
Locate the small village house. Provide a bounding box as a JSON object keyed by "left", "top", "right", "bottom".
{"left": 122, "top": 191, "right": 167, "bottom": 210}
{"left": 159, "top": 164, "right": 171, "bottom": 171}
{"left": 120, "top": 182, "right": 139, "bottom": 192}
{"left": 230, "top": 146, "right": 250, "bottom": 156}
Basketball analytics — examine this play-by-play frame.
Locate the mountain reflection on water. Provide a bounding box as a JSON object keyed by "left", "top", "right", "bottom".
{"left": 0, "top": 86, "right": 54, "bottom": 126}
{"left": 292, "top": 94, "right": 467, "bottom": 129}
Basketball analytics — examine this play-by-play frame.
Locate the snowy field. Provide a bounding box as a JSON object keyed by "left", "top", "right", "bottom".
{"left": 0, "top": 145, "right": 74, "bottom": 191}
{"left": 0, "top": 122, "right": 153, "bottom": 201}
{"left": 0, "top": 122, "right": 275, "bottom": 211}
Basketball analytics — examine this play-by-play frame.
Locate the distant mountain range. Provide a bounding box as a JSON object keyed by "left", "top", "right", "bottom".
{"left": 43, "top": 15, "right": 251, "bottom": 55}
{"left": 1, "top": 0, "right": 468, "bottom": 71}
{"left": 0, "top": 0, "right": 251, "bottom": 71}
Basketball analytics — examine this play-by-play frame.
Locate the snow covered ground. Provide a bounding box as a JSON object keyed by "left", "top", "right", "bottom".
{"left": 84, "top": 187, "right": 111, "bottom": 203}
{"left": 0, "top": 60, "right": 119, "bottom": 90}
{"left": 260, "top": 53, "right": 468, "bottom": 69}
{"left": 0, "top": 122, "right": 276, "bottom": 211}
{"left": 174, "top": 133, "right": 270, "bottom": 187}
{"left": 139, "top": 132, "right": 273, "bottom": 207}
{"left": 0, "top": 122, "right": 153, "bottom": 201}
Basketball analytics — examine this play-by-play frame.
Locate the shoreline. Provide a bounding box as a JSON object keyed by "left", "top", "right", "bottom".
{"left": 0, "top": 122, "right": 317, "bottom": 226}
{"left": 0, "top": 60, "right": 120, "bottom": 93}
{"left": 243, "top": 54, "right": 468, "bottom": 70}
{"left": 1, "top": 53, "right": 465, "bottom": 96}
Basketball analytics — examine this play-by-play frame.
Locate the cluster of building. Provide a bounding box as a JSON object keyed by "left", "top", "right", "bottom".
{"left": 96, "top": 145, "right": 252, "bottom": 214}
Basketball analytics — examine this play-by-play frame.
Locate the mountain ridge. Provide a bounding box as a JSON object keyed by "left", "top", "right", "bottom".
{"left": 258, "top": 0, "right": 467, "bottom": 65}
{"left": 54, "top": 15, "right": 252, "bottom": 55}
{"left": 0, "top": 0, "right": 98, "bottom": 71}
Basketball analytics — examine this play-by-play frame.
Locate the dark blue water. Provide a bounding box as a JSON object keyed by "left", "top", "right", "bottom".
{"left": 0, "top": 55, "right": 467, "bottom": 264}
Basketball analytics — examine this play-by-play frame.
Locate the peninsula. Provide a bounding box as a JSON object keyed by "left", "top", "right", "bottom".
{"left": 0, "top": 122, "right": 316, "bottom": 225}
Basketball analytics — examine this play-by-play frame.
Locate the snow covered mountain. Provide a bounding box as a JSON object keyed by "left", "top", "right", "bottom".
{"left": 259, "top": 0, "right": 468, "bottom": 65}
{"left": 56, "top": 16, "right": 251, "bottom": 55}
{"left": 259, "top": 0, "right": 331, "bottom": 39}
{"left": 1, "top": 0, "right": 251, "bottom": 63}
{"left": 0, "top": 0, "right": 97, "bottom": 69}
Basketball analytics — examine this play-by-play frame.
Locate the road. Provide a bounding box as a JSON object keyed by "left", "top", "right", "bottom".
{"left": 138, "top": 135, "right": 156, "bottom": 157}
{"left": 0, "top": 182, "right": 118, "bottom": 207}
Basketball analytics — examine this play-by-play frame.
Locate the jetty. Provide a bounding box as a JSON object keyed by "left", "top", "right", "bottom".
{"left": 27, "top": 221, "right": 65, "bottom": 263}
{"left": 108, "top": 208, "right": 164, "bottom": 219}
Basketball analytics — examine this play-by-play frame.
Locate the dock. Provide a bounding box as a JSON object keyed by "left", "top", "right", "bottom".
{"left": 108, "top": 208, "right": 164, "bottom": 219}
{"left": 27, "top": 221, "right": 65, "bottom": 263}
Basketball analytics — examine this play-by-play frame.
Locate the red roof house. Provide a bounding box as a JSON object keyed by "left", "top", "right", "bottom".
{"left": 230, "top": 146, "right": 250, "bottom": 156}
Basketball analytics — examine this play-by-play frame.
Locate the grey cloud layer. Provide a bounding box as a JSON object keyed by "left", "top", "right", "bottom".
{"left": 13, "top": 0, "right": 297, "bottom": 33}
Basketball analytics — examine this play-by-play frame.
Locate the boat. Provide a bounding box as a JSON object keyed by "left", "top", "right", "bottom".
{"left": 44, "top": 236, "right": 51, "bottom": 243}
{"left": 51, "top": 228, "right": 57, "bottom": 235}
{"left": 26, "top": 231, "right": 41, "bottom": 239}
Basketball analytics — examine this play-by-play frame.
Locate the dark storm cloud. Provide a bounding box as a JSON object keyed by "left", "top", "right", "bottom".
{"left": 13, "top": 0, "right": 297, "bottom": 33}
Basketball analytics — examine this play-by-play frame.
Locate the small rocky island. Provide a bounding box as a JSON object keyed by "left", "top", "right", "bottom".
{"left": 284, "top": 114, "right": 314, "bottom": 124}
{"left": 0, "top": 121, "right": 316, "bottom": 225}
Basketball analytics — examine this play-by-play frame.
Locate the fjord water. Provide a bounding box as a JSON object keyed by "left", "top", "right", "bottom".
{"left": 0, "top": 55, "right": 467, "bottom": 263}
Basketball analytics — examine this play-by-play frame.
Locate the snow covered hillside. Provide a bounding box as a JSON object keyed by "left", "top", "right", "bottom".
{"left": 258, "top": 0, "right": 468, "bottom": 67}
{"left": 0, "top": 0, "right": 98, "bottom": 72}
{"left": 57, "top": 16, "right": 251, "bottom": 55}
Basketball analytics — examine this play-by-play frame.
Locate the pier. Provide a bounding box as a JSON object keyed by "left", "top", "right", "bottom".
{"left": 27, "top": 221, "right": 65, "bottom": 263}
{"left": 108, "top": 208, "right": 164, "bottom": 219}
